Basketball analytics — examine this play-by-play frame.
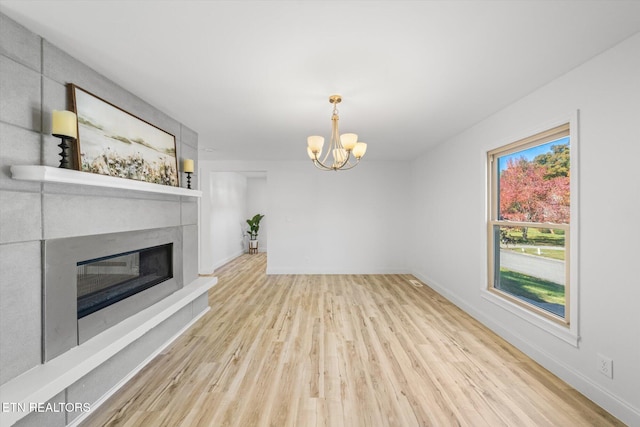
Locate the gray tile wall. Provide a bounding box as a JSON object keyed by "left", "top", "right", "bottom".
{"left": 0, "top": 13, "right": 43, "bottom": 388}
{"left": 0, "top": 12, "right": 203, "bottom": 425}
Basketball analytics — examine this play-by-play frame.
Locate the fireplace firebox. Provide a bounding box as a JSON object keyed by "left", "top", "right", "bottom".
{"left": 43, "top": 227, "right": 183, "bottom": 361}
{"left": 77, "top": 243, "right": 173, "bottom": 318}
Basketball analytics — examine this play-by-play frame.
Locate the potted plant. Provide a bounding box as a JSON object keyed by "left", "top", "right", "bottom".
{"left": 246, "top": 213, "right": 264, "bottom": 253}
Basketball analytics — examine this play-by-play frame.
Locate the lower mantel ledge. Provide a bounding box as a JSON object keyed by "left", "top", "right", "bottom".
{"left": 0, "top": 276, "right": 217, "bottom": 427}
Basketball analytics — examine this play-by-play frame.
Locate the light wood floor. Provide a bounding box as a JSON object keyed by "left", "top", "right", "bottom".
{"left": 82, "top": 253, "right": 621, "bottom": 426}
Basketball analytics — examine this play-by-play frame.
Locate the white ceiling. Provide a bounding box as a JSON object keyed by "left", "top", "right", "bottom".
{"left": 2, "top": 1, "right": 640, "bottom": 161}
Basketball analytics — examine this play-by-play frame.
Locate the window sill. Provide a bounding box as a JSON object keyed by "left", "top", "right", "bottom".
{"left": 481, "top": 289, "right": 579, "bottom": 347}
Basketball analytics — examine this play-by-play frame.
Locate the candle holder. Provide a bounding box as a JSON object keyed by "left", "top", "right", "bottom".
{"left": 52, "top": 110, "right": 77, "bottom": 169}
{"left": 182, "top": 159, "right": 194, "bottom": 189}
{"left": 53, "top": 134, "right": 74, "bottom": 169}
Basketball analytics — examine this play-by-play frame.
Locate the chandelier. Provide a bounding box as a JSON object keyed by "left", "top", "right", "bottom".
{"left": 306, "top": 95, "right": 367, "bottom": 171}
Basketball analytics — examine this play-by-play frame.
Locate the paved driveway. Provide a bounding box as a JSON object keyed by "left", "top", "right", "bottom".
{"left": 500, "top": 250, "right": 565, "bottom": 285}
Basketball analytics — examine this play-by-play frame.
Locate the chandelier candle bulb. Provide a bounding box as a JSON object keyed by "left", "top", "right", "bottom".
{"left": 52, "top": 110, "right": 77, "bottom": 138}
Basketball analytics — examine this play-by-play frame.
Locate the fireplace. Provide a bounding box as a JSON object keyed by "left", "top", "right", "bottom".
{"left": 77, "top": 243, "right": 173, "bottom": 318}
{"left": 43, "top": 227, "right": 183, "bottom": 361}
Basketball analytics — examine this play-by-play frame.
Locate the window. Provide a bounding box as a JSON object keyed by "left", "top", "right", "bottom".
{"left": 487, "top": 123, "right": 571, "bottom": 325}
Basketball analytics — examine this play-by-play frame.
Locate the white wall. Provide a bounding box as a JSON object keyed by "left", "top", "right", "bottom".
{"left": 199, "top": 171, "right": 247, "bottom": 273}
{"left": 266, "top": 160, "right": 410, "bottom": 274}
{"left": 197, "top": 33, "right": 639, "bottom": 421}
{"left": 247, "top": 177, "right": 268, "bottom": 252}
{"left": 409, "top": 33, "right": 640, "bottom": 425}
{"left": 200, "top": 159, "right": 411, "bottom": 274}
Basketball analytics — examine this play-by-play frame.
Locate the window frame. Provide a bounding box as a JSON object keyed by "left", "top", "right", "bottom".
{"left": 483, "top": 113, "right": 579, "bottom": 346}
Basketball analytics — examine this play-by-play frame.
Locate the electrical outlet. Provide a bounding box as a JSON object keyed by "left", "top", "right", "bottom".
{"left": 597, "top": 354, "right": 613, "bottom": 379}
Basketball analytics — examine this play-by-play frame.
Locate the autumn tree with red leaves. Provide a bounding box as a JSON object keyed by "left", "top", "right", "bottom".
{"left": 499, "top": 152, "right": 570, "bottom": 240}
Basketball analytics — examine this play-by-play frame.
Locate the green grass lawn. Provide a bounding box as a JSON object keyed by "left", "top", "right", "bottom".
{"left": 506, "top": 247, "right": 565, "bottom": 261}
{"left": 498, "top": 268, "right": 565, "bottom": 305}
{"left": 502, "top": 227, "right": 565, "bottom": 247}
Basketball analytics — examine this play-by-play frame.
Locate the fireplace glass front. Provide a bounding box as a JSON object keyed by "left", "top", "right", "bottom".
{"left": 77, "top": 243, "right": 173, "bottom": 318}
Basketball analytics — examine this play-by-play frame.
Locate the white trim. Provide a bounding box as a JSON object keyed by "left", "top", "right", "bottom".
{"left": 265, "top": 267, "right": 409, "bottom": 275}
{"left": 67, "top": 306, "right": 210, "bottom": 427}
{"left": 211, "top": 249, "right": 246, "bottom": 272}
{"left": 0, "top": 276, "right": 216, "bottom": 427}
{"left": 484, "top": 110, "right": 580, "bottom": 342}
{"left": 480, "top": 289, "right": 578, "bottom": 346}
{"left": 196, "top": 176, "right": 202, "bottom": 275}
{"left": 568, "top": 109, "right": 580, "bottom": 342}
{"left": 10, "top": 165, "right": 202, "bottom": 197}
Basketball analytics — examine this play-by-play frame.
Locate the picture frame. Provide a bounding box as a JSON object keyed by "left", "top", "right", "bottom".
{"left": 70, "top": 84, "right": 179, "bottom": 187}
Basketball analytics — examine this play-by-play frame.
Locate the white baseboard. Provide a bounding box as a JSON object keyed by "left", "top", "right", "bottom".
{"left": 211, "top": 249, "right": 246, "bottom": 271}
{"left": 266, "top": 267, "right": 409, "bottom": 275}
{"left": 67, "top": 306, "right": 210, "bottom": 427}
{"left": 410, "top": 270, "right": 640, "bottom": 426}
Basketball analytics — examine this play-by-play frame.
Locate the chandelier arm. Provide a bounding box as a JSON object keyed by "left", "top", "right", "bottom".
{"left": 314, "top": 153, "right": 354, "bottom": 171}
{"left": 334, "top": 150, "right": 352, "bottom": 169}
{"left": 312, "top": 159, "right": 334, "bottom": 171}
{"left": 319, "top": 148, "right": 332, "bottom": 166}
{"left": 306, "top": 94, "right": 365, "bottom": 171}
{"left": 337, "top": 156, "right": 361, "bottom": 170}
{"left": 328, "top": 105, "right": 349, "bottom": 169}
{"left": 311, "top": 154, "right": 335, "bottom": 171}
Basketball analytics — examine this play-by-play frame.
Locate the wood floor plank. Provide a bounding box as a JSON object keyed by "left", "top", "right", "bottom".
{"left": 81, "top": 254, "right": 623, "bottom": 427}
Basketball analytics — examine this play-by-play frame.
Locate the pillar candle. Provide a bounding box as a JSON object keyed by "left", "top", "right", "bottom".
{"left": 183, "top": 159, "right": 194, "bottom": 173}
{"left": 52, "top": 110, "right": 78, "bottom": 139}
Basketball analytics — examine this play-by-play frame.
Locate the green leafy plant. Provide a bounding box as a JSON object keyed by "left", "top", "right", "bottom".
{"left": 246, "top": 214, "right": 265, "bottom": 240}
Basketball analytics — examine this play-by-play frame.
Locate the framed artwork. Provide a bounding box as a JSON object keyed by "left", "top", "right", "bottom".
{"left": 70, "top": 84, "right": 179, "bottom": 186}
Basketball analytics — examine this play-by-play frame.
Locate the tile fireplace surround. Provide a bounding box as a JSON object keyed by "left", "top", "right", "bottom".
{"left": 0, "top": 172, "right": 215, "bottom": 427}
{"left": 0, "top": 12, "right": 213, "bottom": 426}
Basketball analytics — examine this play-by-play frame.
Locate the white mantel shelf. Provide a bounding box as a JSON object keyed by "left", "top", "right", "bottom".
{"left": 11, "top": 165, "right": 202, "bottom": 197}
